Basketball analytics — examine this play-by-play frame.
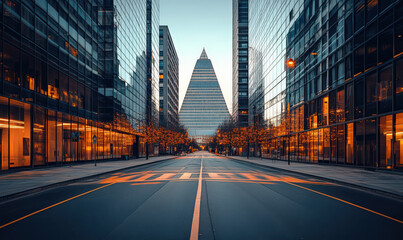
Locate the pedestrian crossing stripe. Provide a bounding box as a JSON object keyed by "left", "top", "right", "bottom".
{"left": 99, "top": 171, "right": 330, "bottom": 185}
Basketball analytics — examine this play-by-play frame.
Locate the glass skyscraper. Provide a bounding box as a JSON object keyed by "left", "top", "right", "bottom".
{"left": 146, "top": 0, "right": 160, "bottom": 127}
{"left": 232, "top": 0, "right": 249, "bottom": 127}
{"left": 0, "top": 0, "right": 157, "bottom": 171}
{"left": 180, "top": 49, "right": 230, "bottom": 143}
{"left": 249, "top": 0, "right": 403, "bottom": 169}
{"left": 159, "top": 25, "right": 179, "bottom": 130}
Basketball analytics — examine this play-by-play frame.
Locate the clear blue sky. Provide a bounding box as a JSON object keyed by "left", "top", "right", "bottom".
{"left": 160, "top": 0, "right": 232, "bottom": 113}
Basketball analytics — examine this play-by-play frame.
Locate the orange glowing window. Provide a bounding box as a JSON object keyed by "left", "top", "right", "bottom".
{"left": 159, "top": 74, "right": 163, "bottom": 79}
{"left": 240, "top": 110, "right": 248, "bottom": 114}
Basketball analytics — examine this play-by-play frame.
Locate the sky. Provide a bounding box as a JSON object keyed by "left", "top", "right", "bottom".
{"left": 160, "top": 0, "right": 232, "bottom": 114}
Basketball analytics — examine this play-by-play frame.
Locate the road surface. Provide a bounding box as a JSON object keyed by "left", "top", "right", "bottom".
{"left": 0, "top": 151, "right": 402, "bottom": 239}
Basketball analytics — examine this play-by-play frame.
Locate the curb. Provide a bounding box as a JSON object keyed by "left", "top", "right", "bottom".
{"left": 0, "top": 156, "right": 177, "bottom": 204}
{"left": 226, "top": 156, "right": 403, "bottom": 201}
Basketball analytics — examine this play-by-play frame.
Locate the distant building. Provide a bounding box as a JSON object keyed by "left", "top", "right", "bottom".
{"left": 249, "top": 0, "right": 403, "bottom": 169}
{"left": 180, "top": 49, "right": 230, "bottom": 143}
{"left": 232, "top": 0, "right": 249, "bottom": 127}
{"left": 159, "top": 26, "right": 179, "bottom": 130}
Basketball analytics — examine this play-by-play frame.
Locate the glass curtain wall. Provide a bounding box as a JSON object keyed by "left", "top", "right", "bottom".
{"left": 249, "top": 0, "right": 403, "bottom": 169}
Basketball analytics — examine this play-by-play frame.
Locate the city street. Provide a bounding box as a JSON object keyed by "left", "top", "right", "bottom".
{"left": 0, "top": 151, "right": 402, "bottom": 240}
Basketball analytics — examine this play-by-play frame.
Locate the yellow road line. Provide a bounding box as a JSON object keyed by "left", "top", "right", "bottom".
{"left": 190, "top": 157, "right": 203, "bottom": 240}
{"left": 285, "top": 181, "right": 403, "bottom": 224}
{"left": 0, "top": 183, "right": 115, "bottom": 229}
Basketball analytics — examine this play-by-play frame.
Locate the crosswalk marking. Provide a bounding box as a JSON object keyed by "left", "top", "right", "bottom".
{"left": 135, "top": 174, "right": 155, "bottom": 181}
{"left": 238, "top": 173, "right": 260, "bottom": 181}
{"left": 180, "top": 173, "right": 192, "bottom": 179}
{"left": 208, "top": 173, "right": 227, "bottom": 179}
{"left": 154, "top": 173, "right": 176, "bottom": 181}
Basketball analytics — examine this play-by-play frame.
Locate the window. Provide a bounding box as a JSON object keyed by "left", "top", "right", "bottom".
{"left": 365, "top": 37, "right": 377, "bottom": 70}
{"left": 354, "top": 46, "right": 364, "bottom": 75}
{"left": 337, "top": 124, "right": 345, "bottom": 163}
{"left": 395, "top": 19, "right": 403, "bottom": 57}
{"left": 60, "top": 73, "right": 69, "bottom": 103}
{"left": 346, "top": 123, "right": 354, "bottom": 164}
{"left": 336, "top": 89, "right": 345, "bottom": 123}
{"left": 354, "top": 78, "right": 364, "bottom": 118}
{"left": 378, "top": 66, "right": 392, "bottom": 113}
{"left": 366, "top": 72, "right": 377, "bottom": 116}
{"left": 378, "top": 27, "right": 393, "bottom": 64}
{"left": 33, "top": 106, "right": 46, "bottom": 166}
{"left": 395, "top": 113, "right": 403, "bottom": 168}
{"left": 9, "top": 100, "right": 31, "bottom": 167}
{"left": 379, "top": 115, "right": 392, "bottom": 168}
{"left": 35, "top": 60, "right": 47, "bottom": 95}
{"left": 345, "top": 14, "right": 353, "bottom": 39}
{"left": 355, "top": 120, "right": 365, "bottom": 165}
{"left": 366, "top": 0, "right": 378, "bottom": 21}
{"left": 365, "top": 118, "right": 377, "bottom": 167}
{"left": 3, "top": 42, "right": 20, "bottom": 85}
{"left": 345, "top": 83, "right": 353, "bottom": 121}
{"left": 355, "top": 1, "right": 365, "bottom": 31}
{"left": 48, "top": 67, "right": 59, "bottom": 100}
{"left": 21, "top": 52, "right": 35, "bottom": 91}
{"left": 396, "top": 58, "right": 403, "bottom": 110}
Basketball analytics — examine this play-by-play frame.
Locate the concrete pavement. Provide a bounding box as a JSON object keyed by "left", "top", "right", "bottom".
{"left": 227, "top": 155, "right": 403, "bottom": 199}
{"left": 0, "top": 155, "right": 176, "bottom": 201}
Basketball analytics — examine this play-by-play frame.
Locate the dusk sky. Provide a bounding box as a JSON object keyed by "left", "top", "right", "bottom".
{"left": 160, "top": 0, "right": 232, "bottom": 113}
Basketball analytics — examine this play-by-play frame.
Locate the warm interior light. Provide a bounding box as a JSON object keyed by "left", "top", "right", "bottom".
{"left": 286, "top": 58, "right": 295, "bottom": 68}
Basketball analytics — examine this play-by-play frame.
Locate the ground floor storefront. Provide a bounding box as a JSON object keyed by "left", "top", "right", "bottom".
{"left": 258, "top": 113, "right": 403, "bottom": 169}
{"left": 0, "top": 96, "right": 146, "bottom": 171}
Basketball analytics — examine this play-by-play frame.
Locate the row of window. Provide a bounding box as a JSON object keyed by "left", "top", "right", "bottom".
{"left": 0, "top": 96, "right": 145, "bottom": 170}
{"left": 263, "top": 112, "right": 403, "bottom": 168}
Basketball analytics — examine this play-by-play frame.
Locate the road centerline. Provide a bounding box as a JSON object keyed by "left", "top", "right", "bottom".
{"left": 190, "top": 156, "right": 203, "bottom": 240}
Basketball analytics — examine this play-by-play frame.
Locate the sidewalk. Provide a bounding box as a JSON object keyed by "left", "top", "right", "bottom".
{"left": 227, "top": 155, "right": 403, "bottom": 200}
{"left": 0, "top": 156, "right": 176, "bottom": 201}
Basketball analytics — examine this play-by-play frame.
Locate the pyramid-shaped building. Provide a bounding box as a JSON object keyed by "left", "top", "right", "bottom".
{"left": 180, "top": 49, "right": 230, "bottom": 143}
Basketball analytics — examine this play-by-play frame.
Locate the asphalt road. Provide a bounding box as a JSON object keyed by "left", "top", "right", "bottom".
{"left": 0, "top": 151, "right": 402, "bottom": 240}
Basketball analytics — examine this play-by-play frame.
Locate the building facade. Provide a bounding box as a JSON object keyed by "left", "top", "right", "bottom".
{"left": 180, "top": 49, "right": 230, "bottom": 144}
{"left": 146, "top": 0, "right": 160, "bottom": 127}
{"left": 249, "top": 0, "right": 403, "bottom": 169}
{"left": 159, "top": 26, "right": 179, "bottom": 130}
{"left": 0, "top": 0, "right": 157, "bottom": 171}
{"left": 232, "top": 0, "right": 249, "bottom": 127}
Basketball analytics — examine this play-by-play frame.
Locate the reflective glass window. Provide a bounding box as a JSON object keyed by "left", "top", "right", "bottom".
{"left": 379, "top": 115, "right": 392, "bottom": 168}
{"left": 395, "top": 113, "right": 403, "bottom": 168}
{"left": 355, "top": 121, "right": 365, "bottom": 165}
{"left": 366, "top": 72, "right": 377, "bottom": 116}
{"left": 396, "top": 58, "right": 403, "bottom": 110}
{"left": 378, "top": 65, "right": 392, "bottom": 113}
{"left": 378, "top": 27, "right": 393, "bottom": 64}
{"left": 365, "top": 118, "right": 377, "bottom": 167}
